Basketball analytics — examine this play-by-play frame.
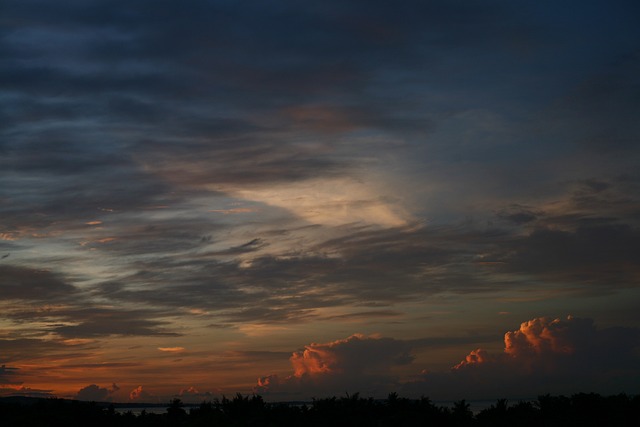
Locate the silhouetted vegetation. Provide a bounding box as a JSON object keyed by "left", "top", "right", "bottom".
{"left": 1, "top": 392, "right": 639, "bottom": 426}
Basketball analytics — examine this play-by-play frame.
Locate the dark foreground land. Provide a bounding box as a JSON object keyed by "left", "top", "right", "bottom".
{"left": 1, "top": 392, "right": 639, "bottom": 426}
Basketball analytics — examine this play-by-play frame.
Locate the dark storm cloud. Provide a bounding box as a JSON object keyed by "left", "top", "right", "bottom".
{"left": 0, "top": 265, "right": 77, "bottom": 301}
{"left": 256, "top": 334, "right": 416, "bottom": 398}
{"left": 75, "top": 383, "right": 121, "bottom": 402}
{"left": 50, "top": 308, "right": 178, "bottom": 339}
{"left": 254, "top": 317, "right": 640, "bottom": 400}
{"left": 548, "top": 51, "right": 640, "bottom": 153}
{"left": 501, "top": 224, "right": 640, "bottom": 286}
{"left": 0, "top": 364, "right": 21, "bottom": 386}
{"left": 76, "top": 384, "right": 111, "bottom": 402}
{"left": 3, "top": 0, "right": 637, "bottom": 242}
{"left": 0, "top": 0, "right": 536, "bottom": 152}
{"left": 403, "top": 316, "right": 640, "bottom": 400}
{"left": 496, "top": 205, "right": 543, "bottom": 225}
{"left": 5, "top": 303, "right": 178, "bottom": 338}
{"left": 0, "top": 337, "right": 96, "bottom": 366}
{"left": 487, "top": 177, "right": 640, "bottom": 289}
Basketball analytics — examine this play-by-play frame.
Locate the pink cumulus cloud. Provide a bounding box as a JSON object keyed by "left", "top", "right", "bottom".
{"left": 452, "top": 348, "right": 493, "bottom": 370}
{"left": 257, "top": 317, "right": 640, "bottom": 400}
{"left": 504, "top": 316, "right": 593, "bottom": 358}
{"left": 256, "top": 334, "right": 414, "bottom": 398}
{"left": 404, "top": 316, "right": 640, "bottom": 399}
{"left": 129, "top": 385, "right": 156, "bottom": 402}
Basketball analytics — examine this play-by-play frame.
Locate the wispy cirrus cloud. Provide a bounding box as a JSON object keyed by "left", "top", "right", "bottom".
{"left": 2, "top": 0, "right": 640, "bottom": 400}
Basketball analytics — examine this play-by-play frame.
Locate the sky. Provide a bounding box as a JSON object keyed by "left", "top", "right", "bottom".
{"left": 1, "top": 0, "right": 640, "bottom": 403}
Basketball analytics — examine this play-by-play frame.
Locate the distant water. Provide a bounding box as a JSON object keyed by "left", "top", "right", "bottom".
{"left": 112, "top": 398, "right": 536, "bottom": 416}
{"left": 112, "top": 406, "right": 162, "bottom": 415}
{"left": 435, "top": 398, "right": 536, "bottom": 414}
{"left": 113, "top": 405, "right": 197, "bottom": 415}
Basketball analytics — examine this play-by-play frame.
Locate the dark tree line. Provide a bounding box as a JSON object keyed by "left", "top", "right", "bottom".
{"left": 1, "top": 392, "right": 639, "bottom": 426}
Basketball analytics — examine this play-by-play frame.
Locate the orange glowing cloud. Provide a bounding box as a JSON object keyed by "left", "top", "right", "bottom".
{"left": 157, "top": 347, "right": 185, "bottom": 353}
{"left": 129, "top": 385, "right": 153, "bottom": 401}
{"left": 504, "top": 316, "right": 587, "bottom": 358}
{"left": 452, "top": 316, "right": 595, "bottom": 369}
{"left": 452, "top": 348, "right": 492, "bottom": 370}
{"left": 256, "top": 334, "right": 414, "bottom": 397}
{"left": 96, "top": 237, "right": 117, "bottom": 244}
{"left": 291, "top": 346, "right": 337, "bottom": 377}
{"left": 403, "top": 316, "right": 640, "bottom": 400}
{"left": 454, "top": 316, "right": 594, "bottom": 370}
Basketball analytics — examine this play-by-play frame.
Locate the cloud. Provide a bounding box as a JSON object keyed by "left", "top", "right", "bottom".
{"left": 500, "top": 224, "right": 640, "bottom": 285}
{"left": 0, "top": 265, "right": 77, "bottom": 301}
{"left": 76, "top": 383, "right": 119, "bottom": 402}
{"left": 0, "top": 365, "right": 21, "bottom": 386}
{"left": 0, "top": 338, "right": 92, "bottom": 364}
{"left": 404, "top": 316, "right": 640, "bottom": 399}
{"left": 452, "top": 348, "right": 494, "bottom": 370}
{"left": 129, "top": 385, "right": 156, "bottom": 402}
{"left": 177, "top": 386, "right": 214, "bottom": 403}
{"left": 545, "top": 52, "right": 640, "bottom": 153}
{"left": 503, "top": 316, "right": 593, "bottom": 359}
{"left": 158, "top": 347, "right": 185, "bottom": 353}
{"left": 0, "top": 386, "right": 55, "bottom": 398}
{"left": 3, "top": 302, "right": 179, "bottom": 339}
{"left": 256, "top": 334, "right": 414, "bottom": 398}
{"left": 290, "top": 334, "right": 414, "bottom": 377}
{"left": 255, "top": 317, "right": 640, "bottom": 400}
{"left": 1, "top": 0, "right": 640, "bottom": 401}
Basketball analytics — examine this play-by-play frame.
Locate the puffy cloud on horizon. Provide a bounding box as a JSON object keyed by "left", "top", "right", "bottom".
{"left": 504, "top": 316, "right": 592, "bottom": 358}
{"left": 290, "top": 334, "right": 414, "bottom": 377}
{"left": 454, "top": 316, "right": 640, "bottom": 372}
{"left": 406, "top": 316, "right": 640, "bottom": 399}
{"left": 452, "top": 348, "right": 494, "bottom": 370}
{"left": 76, "top": 383, "right": 119, "bottom": 402}
{"left": 257, "top": 317, "right": 640, "bottom": 400}
{"left": 129, "top": 385, "right": 156, "bottom": 402}
{"left": 256, "top": 334, "right": 414, "bottom": 398}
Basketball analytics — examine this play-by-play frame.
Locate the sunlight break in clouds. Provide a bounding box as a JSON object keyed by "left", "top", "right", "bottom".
{"left": 230, "top": 177, "right": 410, "bottom": 228}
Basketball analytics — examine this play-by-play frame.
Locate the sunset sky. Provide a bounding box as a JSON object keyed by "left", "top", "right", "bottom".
{"left": 2, "top": 0, "right": 640, "bottom": 403}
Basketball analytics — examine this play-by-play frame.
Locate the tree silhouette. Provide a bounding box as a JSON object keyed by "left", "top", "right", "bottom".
{"left": 1, "top": 392, "right": 639, "bottom": 426}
